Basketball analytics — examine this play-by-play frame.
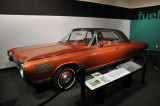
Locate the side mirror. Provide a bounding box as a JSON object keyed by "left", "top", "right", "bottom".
{"left": 99, "top": 43, "right": 103, "bottom": 48}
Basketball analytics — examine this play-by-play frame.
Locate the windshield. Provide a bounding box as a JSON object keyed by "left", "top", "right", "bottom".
{"left": 61, "top": 30, "right": 92, "bottom": 46}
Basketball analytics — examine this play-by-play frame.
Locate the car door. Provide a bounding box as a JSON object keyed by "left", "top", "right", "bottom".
{"left": 87, "top": 31, "right": 126, "bottom": 70}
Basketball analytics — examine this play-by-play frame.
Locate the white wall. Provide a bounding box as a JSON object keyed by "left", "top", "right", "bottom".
{"left": 0, "top": 15, "right": 130, "bottom": 69}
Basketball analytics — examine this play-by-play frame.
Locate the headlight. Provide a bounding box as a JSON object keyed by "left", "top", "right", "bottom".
{"left": 20, "top": 63, "right": 25, "bottom": 70}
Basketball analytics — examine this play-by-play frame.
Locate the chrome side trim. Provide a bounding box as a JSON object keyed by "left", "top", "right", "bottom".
{"left": 25, "top": 43, "right": 128, "bottom": 63}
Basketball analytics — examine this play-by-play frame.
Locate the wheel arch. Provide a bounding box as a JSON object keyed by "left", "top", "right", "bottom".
{"left": 52, "top": 62, "right": 79, "bottom": 78}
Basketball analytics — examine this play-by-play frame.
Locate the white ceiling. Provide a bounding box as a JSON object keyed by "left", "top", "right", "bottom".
{"left": 78, "top": 0, "right": 160, "bottom": 8}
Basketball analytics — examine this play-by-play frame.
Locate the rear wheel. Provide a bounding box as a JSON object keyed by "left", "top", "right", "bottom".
{"left": 53, "top": 66, "right": 76, "bottom": 91}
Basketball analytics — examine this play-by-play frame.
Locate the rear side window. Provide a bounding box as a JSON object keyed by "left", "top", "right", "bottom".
{"left": 101, "top": 32, "right": 119, "bottom": 39}
{"left": 97, "top": 31, "right": 123, "bottom": 45}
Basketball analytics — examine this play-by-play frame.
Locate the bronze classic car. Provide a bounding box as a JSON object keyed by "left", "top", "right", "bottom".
{"left": 8, "top": 28, "right": 148, "bottom": 90}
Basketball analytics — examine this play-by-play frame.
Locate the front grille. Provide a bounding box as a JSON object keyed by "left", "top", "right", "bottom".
{"left": 34, "top": 63, "right": 52, "bottom": 73}
{"left": 13, "top": 56, "right": 21, "bottom": 69}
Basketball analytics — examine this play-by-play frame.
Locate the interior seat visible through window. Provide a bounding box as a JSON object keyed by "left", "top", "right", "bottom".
{"left": 97, "top": 31, "right": 122, "bottom": 45}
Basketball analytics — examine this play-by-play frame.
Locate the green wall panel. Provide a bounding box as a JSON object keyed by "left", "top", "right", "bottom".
{"left": 130, "top": 20, "right": 160, "bottom": 51}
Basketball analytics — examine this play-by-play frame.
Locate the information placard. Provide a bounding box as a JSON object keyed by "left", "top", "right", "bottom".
{"left": 85, "top": 68, "right": 130, "bottom": 90}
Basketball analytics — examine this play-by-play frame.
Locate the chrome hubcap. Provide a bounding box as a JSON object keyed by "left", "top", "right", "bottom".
{"left": 58, "top": 68, "right": 76, "bottom": 89}
{"left": 62, "top": 73, "right": 72, "bottom": 84}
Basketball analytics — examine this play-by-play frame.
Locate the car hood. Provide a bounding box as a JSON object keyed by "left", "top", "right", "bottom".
{"left": 13, "top": 42, "right": 83, "bottom": 62}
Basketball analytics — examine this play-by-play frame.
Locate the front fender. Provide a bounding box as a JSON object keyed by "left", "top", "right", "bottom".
{"left": 52, "top": 62, "right": 79, "bottom": 77}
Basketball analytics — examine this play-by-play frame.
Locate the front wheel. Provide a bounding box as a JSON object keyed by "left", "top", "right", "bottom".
{"left": 52, "top": 66, "right": 76, "bottom": 91}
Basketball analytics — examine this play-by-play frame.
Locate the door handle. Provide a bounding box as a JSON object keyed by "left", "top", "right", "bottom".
{"left": 115, "top": 47, "right": 119, "bottom": 50}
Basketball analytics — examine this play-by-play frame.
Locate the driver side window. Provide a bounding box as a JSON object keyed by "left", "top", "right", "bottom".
{"left": 77, "top": 31, "right": 92, "bottom": 46}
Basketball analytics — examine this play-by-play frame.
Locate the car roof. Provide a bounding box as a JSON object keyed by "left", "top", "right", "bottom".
{"left": 72, "top": 28, "right": 130, "bottom": 43}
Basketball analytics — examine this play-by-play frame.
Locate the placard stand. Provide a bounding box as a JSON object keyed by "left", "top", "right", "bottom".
{"left": 141, "top": 51, "right": 147, "bottom": 83}
{"left": 79, "top": 52, "right": 147, "bottom": 105}
{"left": 79, "top": 65, "right": 86, "bottom": 106}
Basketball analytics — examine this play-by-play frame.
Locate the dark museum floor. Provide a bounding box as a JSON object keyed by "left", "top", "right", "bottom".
{"left": 0, "top": 60, "right": 160, "bottom": 106}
